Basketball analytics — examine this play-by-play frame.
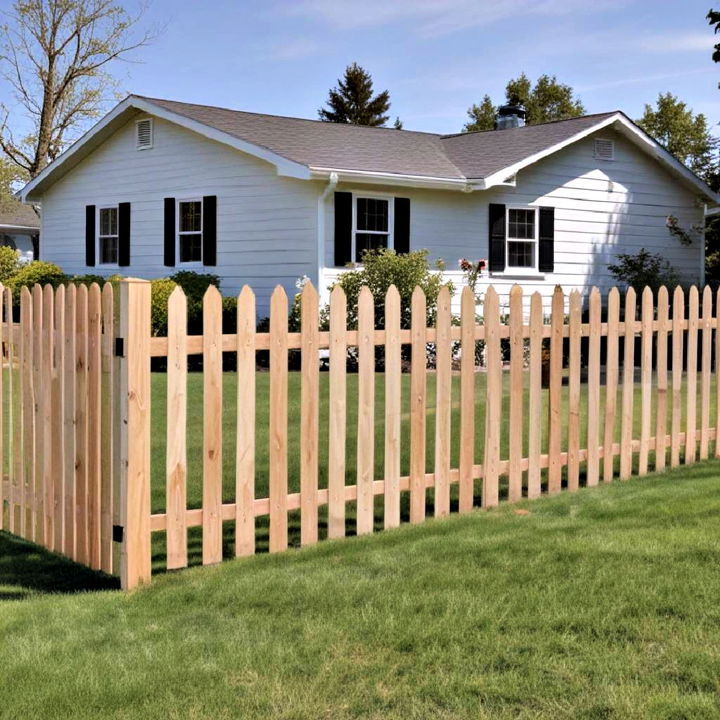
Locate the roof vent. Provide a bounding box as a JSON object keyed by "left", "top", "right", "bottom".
{"left": 594, "top": 138, "right": 614, "bottom": 161}
{"left": 136, "top": 118, "right": 153, "bottom": 150}
{"left": 495, "top": 104, "right": 526, "bottom": 130}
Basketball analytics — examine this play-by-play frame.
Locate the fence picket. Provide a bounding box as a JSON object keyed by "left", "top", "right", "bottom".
{"left": 700, "top": 286, "right": 712, "bottom": 461}
{"left": 548, "top": 286, "right": 564, "bottom": 494}
{"left": 483, "top": 286, "right": 501, "bottom": 507}
{"left": 166, "top": 287, "right": 188, "bottom": 570}
{"left": 75, "top": 284, "right": 88, "bottom": 563}
{"left": 716, "top": 287, "right": 720, "bottom": 458}
{"left": 42, "top": 285, "right": 54, "bottom": 549}
{"left": 459, "top": 286, "right": 476, "bottom": 512}
{"left": 638, "top": 287, "right": 653, "bottom": 476}
{"left": 356, "top": 286, "right": 375, "bottom": 535}
{"left": 409, "top": 287, "right": 427, "bottom": 523}
{"left": 328, "top": 286, "right": 347, "bottom": 538}
{"left": 300, "top": 282, "right": 320, "bottom": 546}
{"left": 269, "top": 286, "right": 288, "bottom": 553}
{"left": 509, "top": 285, "right": 524, "bottom": 500}
{"left": 434, "top": 285, "right": 452, "bottom": 517}
{"left": 567, "top": 290, "right": 581, "bottom": 491}
{"left": 527, "top": 292, "right": 543, "bottom": 499}
{"left": 63, "top": 284, "right": 76, "bottom": 558}
{"left": 620, "top": 288, "right": 636, "bottom": 480}
{"left": 235, "top": 286, "right": 256, "bottom": 557}
{"left": 20, "top": 287, "right": 33, "bottom": 541}
{"left": 202, "top": 286, "right": 223, "bottom": 565}
{"left": 587, "top": 288, "right": 601, "bottom": 487}
{"left": 32, "top": 284, "right": 43, "bottom": 545}
{"left": 52, "top": 285, "right": 65, "bottom": 554}
{"left": 603, "top": 288, "right": 620, "bottom": 482}
{"left": 685, "top": 286, "right": 698, "bottom": 465}
{"left": 655, "top": 287, "right": 669, "bottom": 472}
{"left": 384, "top": 285, "right": 401, "bottom": 529}
{"left": 100, "top": 282, "right": 114, "bottom": 573}
{"left": 87, "top": 284, "right": 102, "bottom": 569}
{"left": 6, "top": 288, "right": 16, "bottom": 534}
{"left": 0, "top": 287, "right": 3, "bottom": 532}
{"left": 671, "top": 287, "right": 684, "bottom": 467}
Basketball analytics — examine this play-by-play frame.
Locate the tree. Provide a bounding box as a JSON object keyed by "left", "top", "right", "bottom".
{"left": 709, "top": 8, "right": 720, "bottom": 62}
{"left": 464, "top": 74, "right": 585, "bottom": 132}
{"left": 636, "top": 93, "right": 718, "bottom": 184}
{"left": 393, "top": 117, "right": 403, "bottom": 130}
{"left": 0, "top": 155, "right": 24, "bottom": 212}
{"left": 0, "top": 0, "right": 155, "bottom": 178}
{"left": 318, "top": 62, "right": 391, "bottom": 126}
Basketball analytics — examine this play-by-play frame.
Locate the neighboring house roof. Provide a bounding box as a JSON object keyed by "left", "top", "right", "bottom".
{"left": 0, "top": 199, "right": 39, "bottom": 230}
{"left": 20, "top": 95, "right": 720, "bottom": 203}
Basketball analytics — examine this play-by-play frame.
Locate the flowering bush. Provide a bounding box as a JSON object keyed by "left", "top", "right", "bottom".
{"left": 458, "top": 258, "right": 486, "bottom": 302}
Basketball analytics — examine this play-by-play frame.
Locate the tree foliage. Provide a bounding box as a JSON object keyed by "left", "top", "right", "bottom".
{"left": 608, "top": 249, "right": 680, "bottom": 295}
{"left": 709, "top": 8, "right": 720, "bottom": 62}
{"left": 0, "top": 0, "right": 156, "bottom": 177}
{"left": 637, "top": 93, "right": 718, "bottom": 185}
{"left": 318, "top": 62, "right": 391, "bottom": 127}
{"left": 464, "top": 73, "right": 585, "bottom": 132}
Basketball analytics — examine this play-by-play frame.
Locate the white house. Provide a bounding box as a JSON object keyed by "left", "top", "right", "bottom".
{"left": 0, "top": 199, "right": 39, "bottom": 262}
{"left": 19, "top": 95, "right": 719, "bottom": 315}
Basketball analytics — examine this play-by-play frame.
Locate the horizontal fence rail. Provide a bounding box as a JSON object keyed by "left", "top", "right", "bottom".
{"left": 2, "top": 279, "right": 720, "bottom": 590}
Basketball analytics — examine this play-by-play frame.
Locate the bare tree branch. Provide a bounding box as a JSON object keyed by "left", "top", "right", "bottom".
{"left": 0, "top": 0, "right": 158, "bottom": 177}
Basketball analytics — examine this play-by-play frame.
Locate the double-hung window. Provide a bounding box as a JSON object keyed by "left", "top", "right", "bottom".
{"left": 506, "top": 207, "right": 538, "bottom": 271}
{"left": 178, "top": 199, "right": 203, "bottom": 264}
{"left": 98, "top": 206, "right": 119, "bottom": 265}
{"left": 354, "top": 196, "right": 392, "bottom": 262}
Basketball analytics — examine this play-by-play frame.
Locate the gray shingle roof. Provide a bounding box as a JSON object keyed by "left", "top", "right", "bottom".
{"left": 0, "top": 199, "right": 39, "bottom": 229}
{"left": 138, "top": 96, "right": 619, "bottom": 182}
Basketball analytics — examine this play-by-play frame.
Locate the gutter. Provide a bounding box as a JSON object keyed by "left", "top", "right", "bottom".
{"left": 317, "top": 172, "right": 339, "bottom": 293}
{"left": 310, "top": 167, "right": 477, "bottom": 193}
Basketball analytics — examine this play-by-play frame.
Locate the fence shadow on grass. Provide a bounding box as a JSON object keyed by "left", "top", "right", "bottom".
{"left": 0, "top": 532, "right": 119, "bottom": 600}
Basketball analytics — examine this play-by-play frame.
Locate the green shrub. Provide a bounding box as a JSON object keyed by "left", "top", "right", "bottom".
{"left": 0, "top": 246, "right": 21, "bottom": 285}
{"left": 150, "top": 278, "right": 177, "bottom": 336}
{"left": 9, "top": 261, "right": 66, "bottom": 299}
{"left": 328, "top": 249, "right": 452, "bottom": 330}
{"left": 169, "top": 271, "right": 220, "bottom": 333}
{"left": 608, "top": 248, "right": 680, "bottom": 295}
{"left": 68, "top": 273, "right": 108, "bottom": 288}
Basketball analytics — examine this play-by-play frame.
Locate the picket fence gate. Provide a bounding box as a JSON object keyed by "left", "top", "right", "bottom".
{"left": 1, "top": 279, "right": 720, "bottom": 590}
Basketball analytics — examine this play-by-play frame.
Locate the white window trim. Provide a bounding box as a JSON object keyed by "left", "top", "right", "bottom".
{"left": 176, "top": 197, "right": 204, "bottom": 267}
{"left": 350, "top": 192, "right": 394, "bottom": 265}
{"left": 135, "top": 118, "right": 153, "bottom": 150}
{"left": 97, "top": 204, "right": 119, "bottom": 268}
{"left": 504, "top": 205, "right": 539, "bottom": 275}
{"left": 593, "top": 137, "right": 614, "bottom": 161}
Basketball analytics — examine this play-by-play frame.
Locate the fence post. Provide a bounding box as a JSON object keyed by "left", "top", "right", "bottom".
{"left": 115, "top": 278, "right": 152, "bottom": 590}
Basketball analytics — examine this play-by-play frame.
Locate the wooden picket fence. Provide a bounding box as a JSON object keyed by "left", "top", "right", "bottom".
{"left": 2, "top": 278, "right": 720, "bottom": 590}
{"left": 0, "top": 282, "right": 116, "bottom": 574}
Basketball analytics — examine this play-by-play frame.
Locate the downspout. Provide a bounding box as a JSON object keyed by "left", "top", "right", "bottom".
{"left": 317, "top": 172, "right": 339, "bottom": 298}
{"left": 701, "top": 202, "right": 707, "bottom": 288}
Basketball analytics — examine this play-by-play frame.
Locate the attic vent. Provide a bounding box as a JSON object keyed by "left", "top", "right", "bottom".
{"left": 594, "top": 138, "right": 614, "bottom": 161}
{"left": 136, "top": 118, "right": 153, "bottom": 150}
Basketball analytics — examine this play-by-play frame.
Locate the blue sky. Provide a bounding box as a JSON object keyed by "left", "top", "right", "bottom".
{"left": 4, "top": 0, "right": 720, "bottom": 137}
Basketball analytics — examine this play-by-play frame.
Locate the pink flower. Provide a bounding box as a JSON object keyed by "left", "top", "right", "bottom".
{"left": 459, "top": 258, "right": 473, "bottom": 272}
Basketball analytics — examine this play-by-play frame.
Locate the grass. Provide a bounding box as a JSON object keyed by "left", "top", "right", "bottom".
{"left": 3, "top": 461, "right": 720, "bottom": 718}
{"left": 149, "top": 369, "right": 716, "bottom": 567}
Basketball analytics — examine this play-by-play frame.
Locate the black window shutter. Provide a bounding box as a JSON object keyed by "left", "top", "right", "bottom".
{"left": 202, "top": 195, "right": 217, "bottom": 266}
{"left": 164, "top": 197, "right": 175, "bottom": 267}
{"left": 538, "top": 206, "right": 555, "bottom": 273}
{"left": 488, "top": 203, "right": 505, "bottom": 272}
{"left": 85, "top": 205, "right": 96, "bottom": 267}
{"left": 118, "top": 202, "right": 131, "bottom": 266}
{"left": 393, "top": 197, "right": 410, "bottom": 254}
{"left": 334, "top": 191, "right": 352, "bottom": 266}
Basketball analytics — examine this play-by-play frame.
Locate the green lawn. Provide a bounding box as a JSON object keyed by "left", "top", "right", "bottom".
{"left": 149, "top": 370, "right": 717, "bottom": 567}
{"left": 3, "top": 461, "right": 720, "bottom": 718}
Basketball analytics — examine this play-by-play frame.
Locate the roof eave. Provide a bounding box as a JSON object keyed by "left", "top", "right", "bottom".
{"left": 310, "top": 167, "right": 474, "bottom": 192}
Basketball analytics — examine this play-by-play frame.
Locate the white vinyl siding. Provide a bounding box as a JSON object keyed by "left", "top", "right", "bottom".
{"left": 39, "top": 116, "right": 319, "bottom": 314}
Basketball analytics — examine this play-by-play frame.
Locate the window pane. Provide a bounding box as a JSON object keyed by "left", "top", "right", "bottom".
{"left": 180, "top": 233, "right": 202, "bottom": 263}
{"left": 356, "top": 198, "right": 388, "bottom": 232}
{"left": 100, "top": 236, "right": 118, "bottom": 264}
{"left": 507, "top": 241, "right": 534, "bottom": 268}
{"left": 355, "top": 232, "right": 388, "bottom": 262}
{"left": 180, "top": 201, "right": 202, "bottom": 232}
{"left": 99, "top": 207, "right": 117, "bottom": 236}
{"left": 508, "top": 209, "right": 535, "bottom": 240}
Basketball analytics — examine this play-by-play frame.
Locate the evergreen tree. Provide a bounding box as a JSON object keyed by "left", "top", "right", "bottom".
{"left": 319, "top": 63, "right": 391, "bottom": 127}
{"left": 393, "top": 117, "right": 403, "bottom": 130}
{"left": 463, "top": 74, "right": 585, "bottom": 132}
{"left": 637, "top": 93, "right": 718, "bottom": 184}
